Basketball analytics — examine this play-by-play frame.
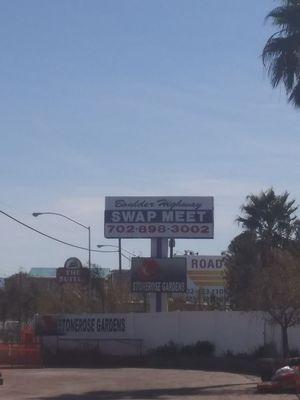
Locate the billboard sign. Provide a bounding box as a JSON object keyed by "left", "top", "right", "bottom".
{"left": 185, "top": 255, "right": 226, "bottom": 303}
{"left": 104, "top": 196, "right": 214, "bottom": 238}
{"left": 56, "top": 257, "right": 90, "bottom": 284}
{"left": 35, "top": 314, "right": 131, "bottom": 338}
{"left": 131, "top": 257, "right": 187, "bottom": 293}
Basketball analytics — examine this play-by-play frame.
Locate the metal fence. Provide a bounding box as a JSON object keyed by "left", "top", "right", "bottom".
{"left": 0, "top": 344, "right": 42, "bottom": 367}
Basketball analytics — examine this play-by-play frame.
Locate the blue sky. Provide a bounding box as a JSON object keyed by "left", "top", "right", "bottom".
{"left": 1, "top": 0, "right": 300, "bottom": 275}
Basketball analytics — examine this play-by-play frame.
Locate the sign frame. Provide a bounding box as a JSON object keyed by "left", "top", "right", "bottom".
{"left": 104, "top": 196, "right": 214, "bottom": 239}
{"left": 56, "top": 257, "right": 90, "bottom": 284}
{"left": 131, "top": 257, "right": 187, "bottom": 293}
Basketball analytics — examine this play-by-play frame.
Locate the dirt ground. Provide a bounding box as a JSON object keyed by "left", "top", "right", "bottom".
{"left": 0, "top": 367, "right": 299, "bottom": 400}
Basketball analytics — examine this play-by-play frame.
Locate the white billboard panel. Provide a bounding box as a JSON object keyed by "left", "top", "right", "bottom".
{"left": 104, "top": 196, "right": 214, "bottom": 239}
{"left": 37, "top": 314, "right": 133, "bottom": 339}
{"left": 184, "top": 255, "right": 226, "bottom": 303}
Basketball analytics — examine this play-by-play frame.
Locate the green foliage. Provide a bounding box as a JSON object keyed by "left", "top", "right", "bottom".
{"left": 152, "top": 340, "right": 181, "bottom": 356}
{"left": 151, "top": 340, "right": 215, "bottom": 357}
{"left": 223, "top": 231, "right": 261, "bottom": 310}
{"left": 226, "top": 188, "right": 300, "bottom": 357}
{"left": 193, "top": 340, "right": 215, "bottom": 357}
{"left": 2, "top": 272, "right": 40, "bottom": 323}
{"left": 263, "top": 1, "right": 300, "bottom": 107}
{"left": 223, "top": 350, "right": 235, "bottom": 358}
{"left": 289, "top": 348, "right": 300, "bottom": 357}
{"left": 252, "top": 342, "right": 279, "bottom": 358}
{"left": 236, "top": 188, "right": 297, "bottom": 247}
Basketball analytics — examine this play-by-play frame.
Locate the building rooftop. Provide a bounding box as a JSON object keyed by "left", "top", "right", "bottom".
{"left": 29, "top": 267, "right": 57, "bottom": 278}
{"left": 29, "top": 266, "right": 111, "bottom": 279}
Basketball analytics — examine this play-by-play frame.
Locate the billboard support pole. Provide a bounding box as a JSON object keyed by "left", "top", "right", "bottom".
{"left": 149, "top": 238, "right": 168, "bottom": 312}
{"left": 118, "top": 238, "right": 122, "bottom": 273}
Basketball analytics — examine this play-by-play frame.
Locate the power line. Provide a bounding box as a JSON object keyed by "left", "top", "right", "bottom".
{"left": 0, "top": 209, "right": 103, "bottom": 253}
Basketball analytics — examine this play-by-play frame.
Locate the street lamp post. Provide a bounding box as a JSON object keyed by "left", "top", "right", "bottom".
{"left": 32, "top": 212, "right": 91, "bottom": 270}
{"left": 97, "top": 242, "right": 136, "bottom": 273}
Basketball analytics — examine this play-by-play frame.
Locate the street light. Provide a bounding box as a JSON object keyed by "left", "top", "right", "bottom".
{"left": 97, "top": 243, "right": 136, "bottom": 256}
{"left": 32, "top": 212, "right": 91, "bottom": 270}
{"left": 97, "top": 241, "right": 136, "bottom": 272}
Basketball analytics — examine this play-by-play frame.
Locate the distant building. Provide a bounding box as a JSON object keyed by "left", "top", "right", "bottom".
{"left": 29, "top": 266, "right": 111, "bottom": 280}
{"left": 29, "top": 267, "right": 57, "bottom": 278}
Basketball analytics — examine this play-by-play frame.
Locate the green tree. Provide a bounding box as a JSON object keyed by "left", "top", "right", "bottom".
{"left": 225, "top": 189, "right": 300, "bottom": 356}
{"left": 224, "top": 231, "right": 261, "bottom": 310}
{"left": 252, "top": 249, "right": 300, "bottom": 357}
{"left": 4, "top": 272, "right": 40, "bottom": 323}
{"left": 236, "top": 188, "right": 297, "bottom": 248}
{"left": 262, "top": 0, "right": 300, "bottom": 107}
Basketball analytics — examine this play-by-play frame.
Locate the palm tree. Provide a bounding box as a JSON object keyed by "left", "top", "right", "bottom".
{"left": 262, "top": 0, "right": 300, "bottom": 107}
{"left": 237, "top": 188, "right": 298, "bottom": 247}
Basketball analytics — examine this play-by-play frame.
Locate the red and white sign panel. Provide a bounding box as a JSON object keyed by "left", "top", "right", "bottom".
{"left": 131, "top": 257, "right": 187, "bottom": 293}
{"left": 56, "top": 267, "right": 90, "bottom": 284}
{"left": 104, "top": 196, "right": 214, "bottom": 239}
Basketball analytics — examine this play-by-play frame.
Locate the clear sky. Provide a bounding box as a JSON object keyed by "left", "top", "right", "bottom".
{"left": 1, "top": 0, "right": 299, "bottom": 275}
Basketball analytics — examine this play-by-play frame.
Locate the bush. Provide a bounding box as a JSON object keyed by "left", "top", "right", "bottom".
{"left": 253, "top": 342, "right": 278, "bottom": 358}
{"left": 150, "top": 340, "right": 181, "bottom": 356}
{"left": 194, "top": 341, "right": 215, "bottom": 357}
{"left": 151, "top": 340, "right": 215, "bottom": 357}
{"left": 289, "top": 348, "right": 300, "bottom": 357}
{"left": 224, "top": 350, "right": 235, "bottom": 358}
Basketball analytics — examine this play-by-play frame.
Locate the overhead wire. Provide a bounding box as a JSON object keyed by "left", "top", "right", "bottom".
{"left": 0, "top": 209, "right": 106, "bottom": 253}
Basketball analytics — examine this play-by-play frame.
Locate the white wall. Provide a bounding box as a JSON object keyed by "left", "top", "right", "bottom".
{"left": 42, "top": 311, "right": 300, "bottom": 356}
{"left": 134, "top": 311, "right": 267, "bottom": 355}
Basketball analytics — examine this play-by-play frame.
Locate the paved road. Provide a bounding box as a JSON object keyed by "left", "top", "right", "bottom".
{"left": 0, "top": 368, "right": 299, "bottom": 399}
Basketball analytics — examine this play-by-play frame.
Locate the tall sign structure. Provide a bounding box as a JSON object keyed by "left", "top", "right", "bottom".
{"left": 104, "top": 196, "right": 214, "bottom": 312}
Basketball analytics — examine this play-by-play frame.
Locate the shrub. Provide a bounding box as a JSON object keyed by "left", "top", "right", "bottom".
{"left": 150, "top": 340, "right": 181, "bottom": 356}
{"left": 150, "top": 340, "right": 215, "bottom": 357}
{"left": 194, "top": 341, "right": 215, "bottom": 357}
{"left": 289, "top": 348, "right": 300, "bottom": 357}
{"left": 253, "top": 342, "right": 278, "bottom": 358}
{"left": 224, "top": 350, "right": 235, "bottom": 358}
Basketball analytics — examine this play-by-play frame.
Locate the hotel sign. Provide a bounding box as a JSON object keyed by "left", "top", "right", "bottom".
{"left": 104, "top": 196, "right": 214, "bottom": 238}
{"left": 56, "top": 257, "right": 90, "bottom": 284}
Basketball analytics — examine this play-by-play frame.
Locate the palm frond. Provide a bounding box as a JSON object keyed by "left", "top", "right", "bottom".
{"left": 262, "top": 35, "right": 300, "bottom": 91}
{"left": 267, "top": 4, "right": 300, "bottom": 34}
{"left": 289, "top": 79, "right": 300, "bottom": 105}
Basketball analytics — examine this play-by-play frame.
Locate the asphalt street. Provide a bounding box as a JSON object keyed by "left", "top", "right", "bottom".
{"left": 1, "top": 367, "right": 299, "bottom": 400}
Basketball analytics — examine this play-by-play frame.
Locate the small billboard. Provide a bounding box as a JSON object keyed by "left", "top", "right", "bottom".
{"left": 56, "top": 257, "right": 90, "bottom": 284}
{"left": 131, "top": 257, "right": 187, "bottom": 293}
{"left": 185, "top": 255, "right": 226, "bottom": 303}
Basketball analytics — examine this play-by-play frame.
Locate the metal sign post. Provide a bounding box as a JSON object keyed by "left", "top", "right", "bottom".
{"left": 149, "top": 238, "right": 168, "bottom": 312}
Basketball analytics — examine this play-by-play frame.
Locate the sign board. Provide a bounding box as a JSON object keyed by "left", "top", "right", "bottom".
{"left": 56, "top": 257, "right": 90, "bottom": 284}
{"left": 104, "top": 196, "right": 214, "bottom": 238}
{"left": 64, "top": 257, "right": 82, "bottom": 269}
{"left": 36, "top": 314, "right": 132, "bottom": 338}
{"left": 185, "top": 255, "right": 226, "bottom": 303}
{"left": 131, "top": 257, "right": 187, "bottom": 293}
